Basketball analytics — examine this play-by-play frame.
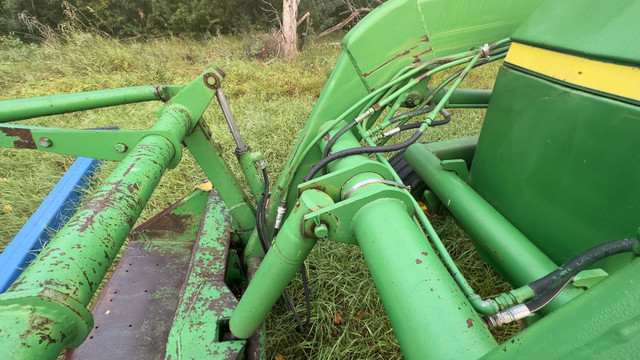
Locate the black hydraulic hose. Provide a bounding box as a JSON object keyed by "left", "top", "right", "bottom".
{"left": 305, "top": 130, "right": 424, "bottom": 182}
{"left": 525, "top": 277, "right": 574, "bottom": 313}
{"left": 529, "top": 238, "right": 637, "bottom": 294}
{"left": 396, "top": 110, "right": 451, "bottom": 133}
{"left": 388, "top": 102, "right": 435, "bottom": 124}
{"left": 321, "top": 102, "right": 436, "bottom": 172}
{"left": 256, "top": 168, "right": 270, "bottom": 253}
{"left": 322, "top": 119, "right": 357, "bottom": 175}
{"left": 300, "top": 263, "right": 311, "bottom": 327}
{"left": 525, "top": 238, "right": 638, "bottom": 312}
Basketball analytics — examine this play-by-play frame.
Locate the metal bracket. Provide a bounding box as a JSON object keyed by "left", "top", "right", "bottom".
{"left": 302, "top": 186, "right": 414, "bottom": 245}
{"left": 441, "top": 159, "right": 469, "bottom": 181}
{"left": 0, "top": 124, "right": 184, "bottom": 167}
{"left": 298, "top": 161, "right": 394, "bottom": 202}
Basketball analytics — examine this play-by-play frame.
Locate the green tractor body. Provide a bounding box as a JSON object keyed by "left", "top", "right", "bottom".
{"left": 0, "top": 0, "right": 638, "bottom": 358}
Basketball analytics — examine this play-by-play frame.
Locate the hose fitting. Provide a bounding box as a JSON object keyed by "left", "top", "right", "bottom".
{"left": 274, "top": 200, "right": 287, "bottom": 231}
{"left": 484, "top": 304, "right": 531, "bottom": 328}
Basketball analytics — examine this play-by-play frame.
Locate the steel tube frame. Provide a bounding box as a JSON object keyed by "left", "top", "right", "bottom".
{"left": 230, "top": 189, "right": 334, "bottom": 338}
{"left": 0, "top": 85, "right": 183, "bottom": 122}
{"left": 0, "top": 67, "right": 218, "bottom": 358}
{"left": 0, "top": 111, "right": 187, "bottom": 358}
{"left": 352, "top": 198, "right": 496, "bottom": 359}
{"left": 324, "top": 127, "right": 496, "bottom": 359}
{"left": 404, "top": 139, "right": 582, "bottom": 311}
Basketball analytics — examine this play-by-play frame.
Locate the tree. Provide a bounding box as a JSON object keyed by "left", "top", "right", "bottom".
{"left": 281, "top": 0, "right": 298, "bottom": 58}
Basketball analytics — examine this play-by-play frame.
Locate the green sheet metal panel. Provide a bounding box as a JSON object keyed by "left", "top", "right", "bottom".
{"left": 344, "top": 0, "right": 547, "bottom": 91}
{"left": 271, "top": 0, "right": 547, "bottom": 222}
{"left": 469, "top": 65, "right": 640, "bottom": 272}
{"left": 511, "top": 0, "right": 640, "bottom": 65}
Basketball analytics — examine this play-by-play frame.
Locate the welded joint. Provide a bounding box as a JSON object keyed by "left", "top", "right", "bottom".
{"left": 0, "top": 287, "right": 94, "bottom": 348}
{"left": 153, "top": 105, "right": 194, "bottom": 168}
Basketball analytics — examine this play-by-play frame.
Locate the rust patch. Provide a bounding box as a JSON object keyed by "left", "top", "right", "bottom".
{"left": 414, "top": 48, "right": 433, "bottom": 58}
{"left": 131, "top": 208, "right": 191, "bottom": 241}
{"left": 363, "top": 50, "right": 411, "bottom": 78}
{"left": 421, "top": 251, "right": 428, "bottom": 256}
{"left": 1, "top": 127, "right": 36, "bottom": 149}
{"left": 415, "top": 259, "right": 422, "bottom": 264}
{"left": 153, "top": 85, "right": 164, "bottom": 101}
{"left": 466, "top": 318, "right": 474, "bottom": 328}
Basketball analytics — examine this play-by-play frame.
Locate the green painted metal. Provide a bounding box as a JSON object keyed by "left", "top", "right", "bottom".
{"left": 470, "top": 66, "right": 640, "bottom": 274}
{"left": 0, "top": 125, "right": 176, "bottom": 162}
{"left": 310, "top": 126, "right": 496, "bottom": 359}
{"left": 129, "top": 188, "right": 211, "bottom": 243}
{"left": 430, "top": 88, "right": 493, "bottom": 108}
{"left": 511, "top": 0, "right": 640, "bottom": 66}
{"left": 267, "top": 0, "right": 547, "bottom": 226}
{"left": 229, "top": 189, "right": 334, "bottom": 339}
{"left": 353, "top": 198, "right": 496, "bottom": 359}
{"left": 0, "top": 85, "right": 183, "bottom": 123}
{"left": 1, "top": 0, "right": 638, "bottom": 358}
{"left": 165, "top": 191, "right": 246, "bottom": 359}
{"left": 0, "top": 70, "right": 218, "bottom": 359}
{"left": 0, "top": 133, "right": 175, "bottom": 358}
{"left": 237, "top": 150, "right": 265, "bottom": 202}
{"left": 404, "top": 139, "right": 582, "bottom": 312}
{"left": 183, "top": 119, "right": 256, "bottom": 238}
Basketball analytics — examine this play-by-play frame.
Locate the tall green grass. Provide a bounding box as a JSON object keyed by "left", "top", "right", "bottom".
{"left": 0, "top": 33, "right": 518, "bottom": 359}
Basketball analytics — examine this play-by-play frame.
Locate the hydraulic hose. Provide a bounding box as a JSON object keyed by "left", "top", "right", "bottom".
{"left": 321, "top": 119, "right": 357, "bottom": 174}
{"left": 528, "top": 238, "right": 637, "bottom": 294}
{"left": 304, "top": 129, "right": 424, "bottom": 181}
{"left": 524, "top": 238, "right": 638, "bottom": 312}
{"left": 485, "top": 238, "right": 639, "bottom": 327}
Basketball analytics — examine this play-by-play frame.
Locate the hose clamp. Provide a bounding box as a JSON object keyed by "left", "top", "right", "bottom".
{"left": 343, "top": 179, "right": 410, "bottom": 200}
{"left": 480, "top": 43, "right": 491, "bottom": 59}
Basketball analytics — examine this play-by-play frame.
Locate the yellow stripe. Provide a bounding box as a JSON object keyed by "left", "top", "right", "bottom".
{"left": 505, "top": 42, "right": 640, "bottom": 102}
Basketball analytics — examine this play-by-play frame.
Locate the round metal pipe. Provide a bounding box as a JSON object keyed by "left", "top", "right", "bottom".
{"left": 353, "top": 198, "right": 496, "bottom": 360}
{"left": 404, "top": 142, "right": 582, "bottom": 311}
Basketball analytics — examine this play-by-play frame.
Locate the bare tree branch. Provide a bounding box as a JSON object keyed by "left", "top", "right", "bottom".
{"left": 316, "top": 8, "right": 371, "bottom": 39}
{"left": 297, "top": 12, "right": 310, "bottom": 26}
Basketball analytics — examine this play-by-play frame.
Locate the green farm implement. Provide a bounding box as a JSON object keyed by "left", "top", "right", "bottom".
{"left": 0, "top": 0, "right": 638, "bottom": 358}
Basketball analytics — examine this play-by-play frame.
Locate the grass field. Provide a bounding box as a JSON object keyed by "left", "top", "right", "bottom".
{"left": 0, "top": 32, "right": 519, "bottom": 359}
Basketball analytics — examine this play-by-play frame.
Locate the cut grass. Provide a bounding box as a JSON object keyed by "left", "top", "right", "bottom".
{"left": 0, "top": 32, "right": 519, "bottom": 359}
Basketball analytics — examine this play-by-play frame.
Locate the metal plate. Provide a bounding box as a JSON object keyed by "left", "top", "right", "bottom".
{"left": 66, "top": 240, "right": 194, "bottom": 360}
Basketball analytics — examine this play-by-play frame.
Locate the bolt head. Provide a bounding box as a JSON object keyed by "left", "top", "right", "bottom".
{"left": 313, "top": 223, "right": 329, "bottom": 239}
{"left": 115, "top": 143, "right": 128, "bottom": 153}
{"left": 38, "top": 137, "right": 52, "bottom": 148}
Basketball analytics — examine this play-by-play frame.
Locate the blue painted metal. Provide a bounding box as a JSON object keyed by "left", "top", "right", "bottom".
{"left": 0, "top": 156, "right": 102, "bottom": 293}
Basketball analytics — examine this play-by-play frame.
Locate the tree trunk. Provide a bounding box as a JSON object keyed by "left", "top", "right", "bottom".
{"left": 281, "top": 0, "right": 298, "bottom": 59}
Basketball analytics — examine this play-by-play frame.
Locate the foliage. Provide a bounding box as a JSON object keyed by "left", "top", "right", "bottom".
{"left": 0, "top": 0, "right": 268, "bottom": 40}
{"left": 299, "top": 0, "right": 384, "bottom": 34}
